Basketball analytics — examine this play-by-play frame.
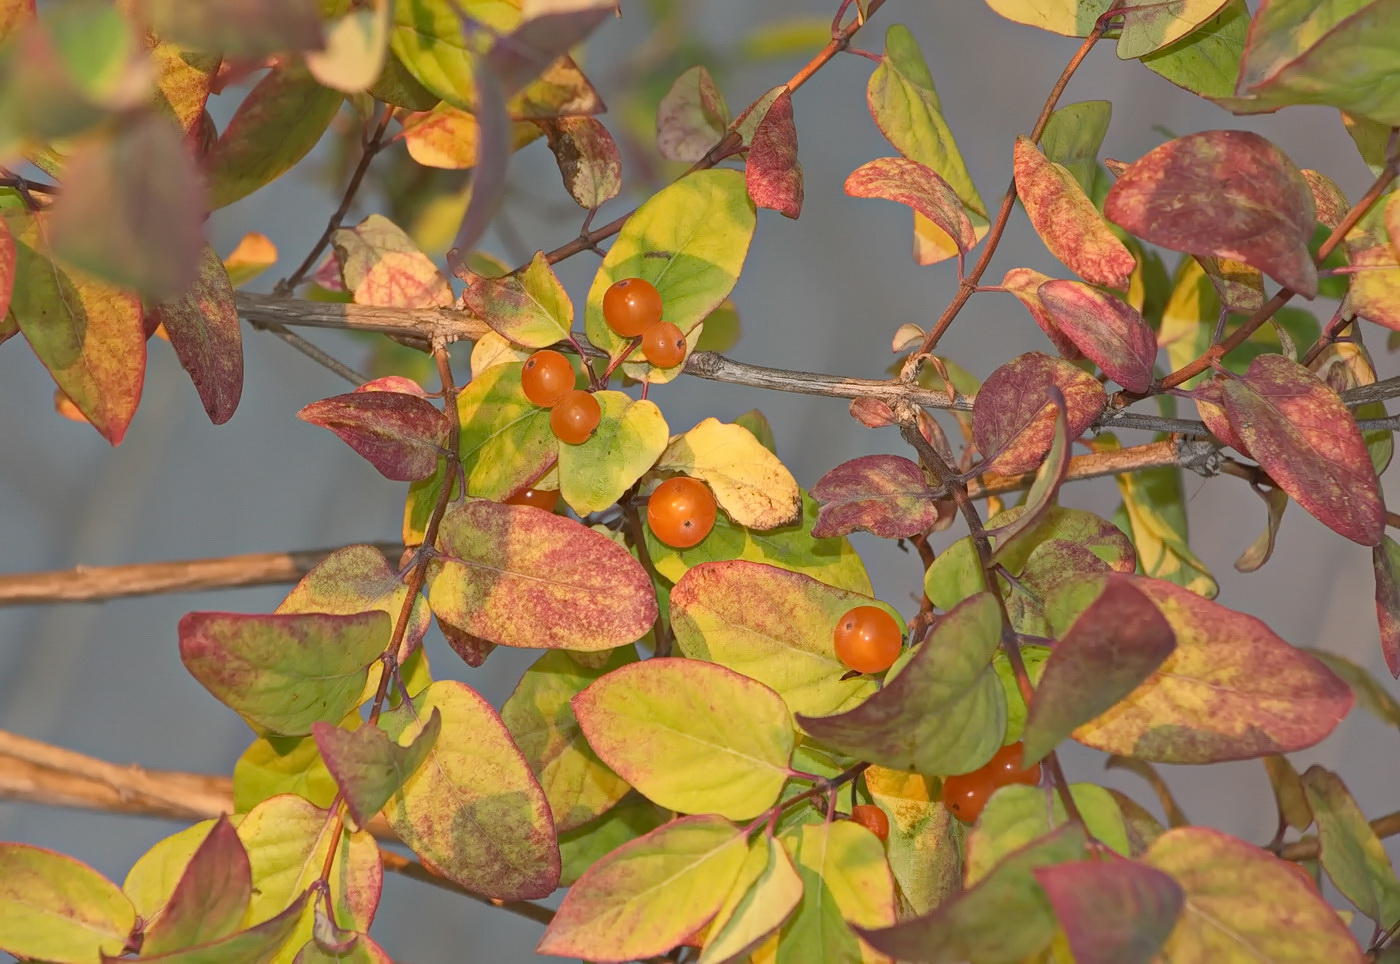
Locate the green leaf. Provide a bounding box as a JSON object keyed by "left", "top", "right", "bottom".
{"left": 867, "top": 24, "right": 987, "bottom": 263}
{"left": 312, "top": 709, "right": 442, "bottom": 828}
{"left": 388, "top": 0, "right": 516, "bottom": 109}
{"left": 204, "top": 63, "right": 343, "bottom": 209}
{"left": 451, "top": 361, "right": 559, "bottom": 502}
{"left": 558, "top": 392, "right": 669, "bottom": 514}
{"left": 118, "top": 892, "right": 310, "bottom": 964}
{"left": 179, "top": 610, "right": 390, "bottom": 736}
{"left": 0, "top": 844, "right": 135, "bottom": 963}
{"left": 670, "top": 560, "right": 891, "bottom": 717}
{"left": 1300, "top": 765, "right": 1400, "bottom": 924}
{"left": 1113, "top": 442, "right": 1218, "bottom": 598}
{"left": 797, "top": 593, "right": 1006, "bottom": 777}
{"left": 461, "top": 250, "right": 572, "bottom": 347}
{"left": 1040, "top": 100, "right": 1112, "bottom": 193}
{"left": 649, "top": 491, "right": 873, "bottom": 596}
{"left": 574, "top": 658, "right": 794, "bottom": 820}
{"left": 1143, "top": 826, "right": 1364, "bottom": 960}
{"left": 382, "top": 679, "right": 559, "bottom": 899}
{"left": 426, "top": 500, "right": 657, "bottom": 650}
{"left": 700, "top": 835, "right": 804, "bottom": 964}
{"left": 233, "top": 731, "right": 340, "bottom": 813}
{"left": 864, "top": 767, "right": 962, "bottom": 917}
{"left": 583, "top": 169, "right": 756, "bottom": 383}
{"left": 537, "top": 815, "right": 749, "bottom": 960}
{"left": 1140, "top": 0, "right": 1249, "bottom": 99}
{"left": 965, "top": 784, "right": 1131, "bottom": 886}
{"left": 501, "top": 647, "right": 636, "bottom": 832}
{"left": 1116, "top": 0, "right": 1233, "bottom": 59}
{"left": 557, "top": 796, "right": 669, "bottom": 887}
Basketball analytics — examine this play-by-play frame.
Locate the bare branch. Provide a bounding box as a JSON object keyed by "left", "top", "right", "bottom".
{"left": 0, "top": 543, "right": 402, "bottom": 607}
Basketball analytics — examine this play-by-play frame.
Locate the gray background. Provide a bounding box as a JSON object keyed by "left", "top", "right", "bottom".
{"left": 2, "top": 2, "right": 1396, "bottom": 960}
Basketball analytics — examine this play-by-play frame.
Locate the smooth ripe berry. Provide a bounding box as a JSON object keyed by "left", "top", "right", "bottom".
{"left": 833, "top": 606, "right": 903, "bottom": 675}
{"left": 647, "top": 477, "right": 717, "bottom": 549}
{"left": 521, "top": 350, "right": 575, "bottom": 407}
{"left": 602, "top": 277, "right": 663, "bottom": 337}
{"left": 505, "top": 487, "right": 560, "bottom": 512}
{"left": 551, "top": 390, "right": 601, "bottom": 445}
{"left": 641, "top": 321, "right": 687, "bottom": 368}
{"left": 940, "top": 741, "right": 1042, "bottom": 824}
{"left": 849, "top": 804, "right": 890, "bottom": 842}
{"left": 984, "top": 741, "right": 1042, "bottom": 788}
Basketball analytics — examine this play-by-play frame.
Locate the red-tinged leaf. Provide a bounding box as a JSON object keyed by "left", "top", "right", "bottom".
{"left": 1032, "top": 857, "right": 1184, "bottom": 964}
{"left": 1375, "top": 536, "right": 1400, "bottom": 677}
{"left": 485, "top": 1, "right": 611, "bottom": 95}
{"left": 313, "top": 710, "right": 440, "bottom": 828}
{"left": 204, "top": 63, "right": 343, "bottom": 209}
{"left": 973, "top": 351, "right": 1105, "bottom": 474}
{"left": 1345, "top": 195, "right": 1400, "bottom": 331}
{"left": 149, "top": 244, "right": 243, "bottom": 425}
{"left": 440, "top": 621, "right": 496, "bottom": 667}
{"left": 1300, "top": 765, "right": 1400, "bottom": 924}
{"left": 107, "top": 891, "right": 310, "bottom": 964}
{"left": 427, "top": 500, "right": 656, "bottom": 651}
{"left": 1234, "top": 484, "right": 1288, "bottom": 573}
{"left": 49, "top": 113, "right": 204, "bottom": 300}
{"left": 293, "top": 929, "right": 394, "bottom": 964}
{"left": 574, "top": 658, "right": 794, "bottom": 820}
{"left": 845, "top": 156, "right": 976, "bottom": 254}
{"left": 298, "top": 391, "right": 448, "bottom": 482}
{"left": 1303, "top": 169, "right": 1349, "bottom": 231}
{"left": 136, "top": 0, "right": 323, "bottom": 57}
{"left": 331, "top": 213, "right": 453, "bottom": 309}
{"left": 277, "top": 544, "right": 430, "bottom": 664}
{"left": 657, "top": 65, "right": 729, "bottom": 163}
{"left": 383, "top": 680, "right": 559, "bottom": 899}
{"left": 849, "top": 396, "right": 897, "bottom": 427}
{"left": 986, "top": 388, "right": 1072, "bottom": 562}
{"left": 746, "top": 87, "right": 802, "bottom": 219}
{"left": 797, "top": 593, "right": 1005, "bottom": 777}
{"left": 0, "top": 215, "right": 15, "bottom": 323}
{"left": 356, "top": 375, "right": 427, "bottom": 397}
{"left": 1220, "top": 353, "right": 1384, "bottom": 546}
{"left": 1014, "top": 136, "right": 1135, "bottom": 288}
{"left": 857, "top": 824, "right": 1088, "bottom": 963}
{"left": 1048, "top": 574, "right": 1353, "bottom": 762}
{"left": 1037, "top": 280, "right": 1158, "bottom": 393}
{"left": 1002, "top": 268, "right": 1082, "bottom": 359}
{"left": 400, "top": 103, "right": 541, "bottom": 170}
{"left": 511, "top": 54, "right": 603, "bottom": 119}
{"left": 449, "top": 59, "right": 509, "bottom": 262}
{"left": 539, "top": 115, "right": 621, "bottom": 210}
{"left": 1192, "top": 377, "right": 1250, "bottom": 455}
{"left": 0, "top": 843, "right": 136, "bottom": 963}
{"left": 1143, "top": 827, "right": 1364, "bottom": 961}
{"left": 810, "top": 454, "right": 943, "bottom": 539}
{"left": 139, "top": 818, "right": 250, "bottom": 956}
{"left": 459, "top": 249, "right": 572, "bottom": 348}
{"left": 1022, "top": 579, "right": 1177, "bottom": 765}
{"left": 538, "top": 815, "right": 749, "bottom": 961}
{"left": 1197, "top": 255, "right": 1264, "bottom": 313}
{"left": 502, "top": 648, "right": 635, "bottom": 833}
{"left": 179, "top": 610, "right": 390, "bottom": 736}
{"left": 1104, "top": 130, "right": 1318, "bottom": 297}
{"left": 7, "top": 212, "right": 145, "bottom": 444}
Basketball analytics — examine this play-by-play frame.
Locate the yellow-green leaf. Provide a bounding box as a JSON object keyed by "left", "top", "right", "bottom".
{"left": 559, "top": 391, "right": 669, "bottom": 514}
{"left": 0, "top": 844, "right": 135, "bottom": 964}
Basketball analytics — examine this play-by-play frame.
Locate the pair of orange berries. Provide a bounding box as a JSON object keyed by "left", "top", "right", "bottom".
{"left": 519, "top": 278, "right": 685, "bottom": 447}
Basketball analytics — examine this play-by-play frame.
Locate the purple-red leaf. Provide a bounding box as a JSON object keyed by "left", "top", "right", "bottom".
{"left": 973, "top": 351, "right": 1105, "bottom": 474}
{"left": 746, "top": 87, "right": 803, "bottom": 219}
{"left": 440, "top": 621, "right": 497, "bottom": 668}
{"left": 810, "top": 454, "right": 943, "bottom": 539}
{"left": 1037, "top": 280, "right": 1158, "bottom": 393}
{"left": 1022, "top": 579, "right": 1177, "bottom": 764}
{"left": 986, "top": 387, "right": 1072, "bottom": 562}
{"left": 845, "top": 157, "right": 976, "bottom": 254}
{"left": 313, "top": 710, "right": 442, "bottom": 828}
{"left": 1002, "top": 268, "right": 1082, "bottom": 359}
{"left": 1220, "top": 353, "right": 1384, "bottom": 546}
{"left": 539, "top": 116, "right": 621, "bottom": 210}
{"left": 149, "top": 244, "right": 243, "bottom": 425}
{"left": 1032, "top": 857, "right": 1184, "bottom": 964}
{"left": 1014, "top": 136, "right": 1135, "bottom": 288}
{"left": 1373, "top": 536, "right": 1400, "bottom": 678}
{"left": 298, "top": 390, "right": 449, "bottom": 482}
{"left": 139, "top": 817, "right": 250, "bottom": 956}
{"left": 1104, "top": 130, "right": 1317, "bottom": 297}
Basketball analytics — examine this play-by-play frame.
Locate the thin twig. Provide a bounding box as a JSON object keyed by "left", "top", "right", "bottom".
{"left": 0, "top": 544, "right": 403, "bottom": 606}
{"left": 256, "top": 324, "right": 370, "bottom": 385}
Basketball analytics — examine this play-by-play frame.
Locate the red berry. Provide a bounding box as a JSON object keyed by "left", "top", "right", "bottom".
{"left": 647, "top": 477, "right": 717, "bottom": 549}
{"left": 985, "top": 741, "right": 1041, "bottom": 788}
{"left": 849, "top": 804, "right": 890, "bottom": 842}
{"left": 521, "top": 350, "right": 575, "bottom": 407}
{"left": 833, "top": 606, "right": 902, "bottom": 674}
{"left": 641, "top": 321, "right": 687, "bottom": 368}
{"left": 551, "top": 390, "right": 601, "bottom": 444}
{"left": 603, "top": 277, "right": 663, "bottom": 337}
{"left": 940, "top": 742, "right": 1042, "bottom": 824}
{"left": 505, "top": 487, "right": 560, "bottom": 512}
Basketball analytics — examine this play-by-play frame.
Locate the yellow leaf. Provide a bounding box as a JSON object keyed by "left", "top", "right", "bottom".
{"left": 658, "top": 418, "right": 801, "bottom": 530}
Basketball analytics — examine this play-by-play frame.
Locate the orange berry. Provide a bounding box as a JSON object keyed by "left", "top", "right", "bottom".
{"left": 521, "top": 350, "right": 576, "bottom": 407}
{"left": 849, "top": 804, "right": 890, "bottom": 842}
{"left": 641, "top": 321, "right": 687, "bottom": 368}
{"left": 941, "top": 771, "right": 996, "bottom": 824}
{"left": 647, "top": 477, "right": 717, "bottom": 549}
{"left": 985, "top": 741, "right": 1042, "bottom": 788}
{"left": 505, "top": 487, "right": 560, "bottom": 512}
{"left": 550, "top": 390, "right": 601, "bottom": 445}
{"left": 833, "top": 606, "right": 903, "bottom": 674}
{"left": 602, "top": 277, "right": 663, "bottom": 337}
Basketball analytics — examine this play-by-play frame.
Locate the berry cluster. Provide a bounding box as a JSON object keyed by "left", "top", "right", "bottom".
{"left": 602, "top": 277, "right": 687, "bottom": 368}
{"left": 939, "top": 742, "right": 1042, "bottom": 823}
